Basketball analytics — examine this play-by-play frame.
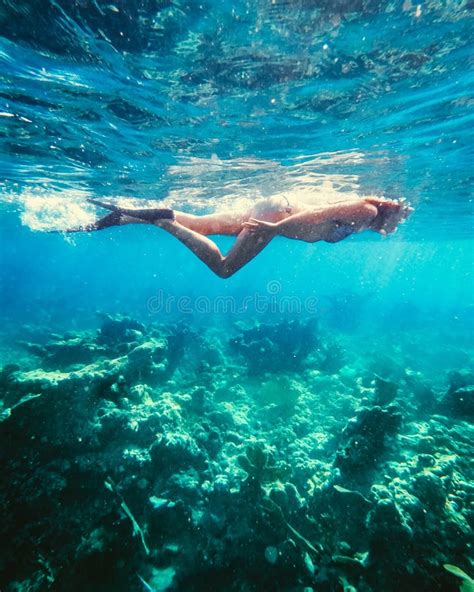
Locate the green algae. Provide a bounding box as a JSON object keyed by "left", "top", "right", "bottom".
{"left": 105, "top": 477, "right": 150, "bottom": 556}
{"left": 444, "top": 565, "right": 474, "bottom": 592}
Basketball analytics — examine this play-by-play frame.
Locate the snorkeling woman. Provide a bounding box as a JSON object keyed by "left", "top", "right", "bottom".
{"left": 69, "top": 195, "right": 413, "bottom": 278}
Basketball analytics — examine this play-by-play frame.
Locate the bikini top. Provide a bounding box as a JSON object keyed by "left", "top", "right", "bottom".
{"left": 327, "top": 221, "right": 355, "bottom": 242}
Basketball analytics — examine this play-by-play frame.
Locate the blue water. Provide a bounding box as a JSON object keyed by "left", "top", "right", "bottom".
{"left": 1, "top": 0, "right": 473, "bottom": 325}
{"left": 0, "top": 2, "right": 473, "bottom": 591}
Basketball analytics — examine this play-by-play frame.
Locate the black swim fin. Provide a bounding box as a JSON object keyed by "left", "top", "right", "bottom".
{"left": 58, "top": 211, "right": 121, "bottom": 233}
{"left": 87, "top": 198, "right": 175, "bottom": 222}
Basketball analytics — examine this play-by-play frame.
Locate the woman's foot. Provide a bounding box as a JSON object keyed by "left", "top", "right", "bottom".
{"left": 63, "top": 199, "right": 175, "bottom": 233}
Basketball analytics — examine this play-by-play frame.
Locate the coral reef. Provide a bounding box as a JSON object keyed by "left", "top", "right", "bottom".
{"left": 230, "top": 318, "right": 319, "bottom": 374}
{"left": 439, "top": 371, "right": 474, "bottom": 419}
{"left": 0, "top": 315, "right": 472, "bottom": 592}
{"left": 334, "top": 405, "right": 402, "bottom": 476}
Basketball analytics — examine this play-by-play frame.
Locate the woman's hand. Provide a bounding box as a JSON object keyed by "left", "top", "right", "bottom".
{"left": 241, "top": 218, "right": 279, "bottom": 234}
{"left": 364, "top": 197, "right": 413, "bottom": 235}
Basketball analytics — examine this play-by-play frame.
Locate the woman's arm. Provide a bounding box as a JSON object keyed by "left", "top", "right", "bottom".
{"left": 243, "top": 199, "right": 378, "bottom": 242}
{"left": 276, "top": 201, "right": 378, "bottom": 240}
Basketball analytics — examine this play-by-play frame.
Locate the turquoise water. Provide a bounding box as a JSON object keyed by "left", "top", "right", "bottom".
{"left": 0, "top": 2, "right": 473, "bottom": 592}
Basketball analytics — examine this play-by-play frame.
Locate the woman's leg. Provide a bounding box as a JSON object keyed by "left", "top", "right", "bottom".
{"left": 81, "top": 199, "right": 246, "bottom": 235}
{"left": 156, "top": 219, "right": 275, "bottom": 278}
{"left": 173, "top": 211, "right": 245, "bottom": 236}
